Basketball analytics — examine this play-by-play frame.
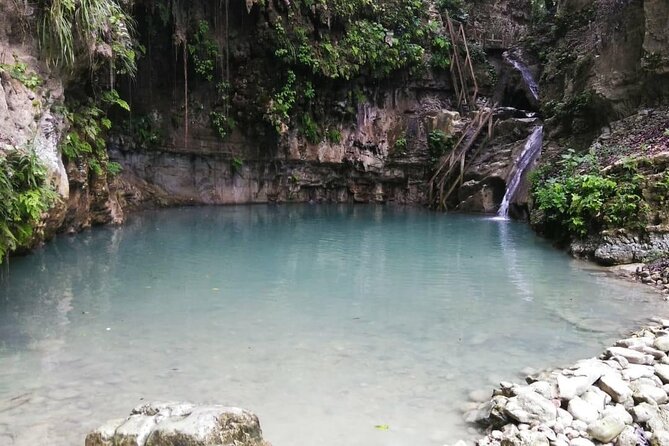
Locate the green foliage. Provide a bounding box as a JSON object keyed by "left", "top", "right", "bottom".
{"left": 37, "top": 0, "right": 137, "bottom": 75}
{"left": 301, "top": 114, "right": 321, "bottom": 144}
{"left": 210, "top": 112, "right": 236, "bottom": 140}
{"left": 62, "top": 89, "right": 129, "bottom": 176}
{"left": 123, "top": 114, "right": 164, "bottom": 149}
{"left": 188, "top": 20, "right": 220, "bottom": 81}
{"left": 266, "top": 70, "right": 297, "bottom": 134}
{"left": 531, "top": 154, "right": 649, "bottom": 240}
{"left": 0, "top": 148, "right": 56, "bottom": 262}
{"left": 230, "top": 157, "right": 244, "bottom": 176}
{"left": 394, "top": 137, "right": 407, "bottom": 155}
{"left": 0, "top": 57, "right": 42, "bottom": 90}
{"left": 428, "top": 130, "right": 453, "bottom": 161}
{"left": 326, "top": 128, "right": 342, "bottom": 144}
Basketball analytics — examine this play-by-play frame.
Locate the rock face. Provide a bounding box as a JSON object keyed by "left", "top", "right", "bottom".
{"left": 0, "top": 2, "right": 124, "bottom": 244}
{"left": 469, "top": 323, "right": 669, "bottom": 446}
{"left": 85, "top": 402, "right": 270, "bottom": 446}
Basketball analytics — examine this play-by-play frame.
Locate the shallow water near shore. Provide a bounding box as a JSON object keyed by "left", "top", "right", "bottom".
{"left": 0, "top": 205, "right": 664, "bottom": 446}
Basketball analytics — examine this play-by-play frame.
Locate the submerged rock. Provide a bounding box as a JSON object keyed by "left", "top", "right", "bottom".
{"left": 85, "top": 402, "right": 269, "bottom": 446}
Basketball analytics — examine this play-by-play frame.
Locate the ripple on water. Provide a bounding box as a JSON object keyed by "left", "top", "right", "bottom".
{"left": 0, "top": 205, "right": 665, "bottom": 446}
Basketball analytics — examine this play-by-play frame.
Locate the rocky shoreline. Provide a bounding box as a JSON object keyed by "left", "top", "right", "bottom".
{"left": 462, "top": 319, "right": 669, "bottom": 446}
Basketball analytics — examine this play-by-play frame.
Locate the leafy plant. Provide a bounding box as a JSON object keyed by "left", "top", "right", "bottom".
{"left": 428, "top": 130, "right": 453, "bottom": 161}
{"left": 210, "top": 112, "right": 236, "bottom": 140}
{"left": 0, "top": 148, "right": 56, "bottom": 262}
{"left": 38, "top": 0, "right": 137, "bottom": 75}
{"left": 188, "top": 20, "right": 219, "bottom": 81}
{"left": 0, "top": 57, "right": 42, "bottom": 90}
{"left": 301, "top": 113, "right": 321, "bottom": 144}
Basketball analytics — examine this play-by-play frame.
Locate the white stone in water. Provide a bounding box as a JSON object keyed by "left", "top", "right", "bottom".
{"left": 656, "top": 364, "right": 669, "bottom": 384}
{"left": 655, "top": 337, "right": 669, "bottom": 353}
{"left": 586, "top": 415, "right": 626, "bottom": 442}
{"left": 598, "top": 374, "right": 632, "bottom": 403}
{"left": 504, "top": 390, "right": 558, "bottom": 424}
{"left": 608, "top": 347, "right": 656, "bottom": 365}
{"left": 114, "top": 414, "right": 158, "bottom": 446}
{"left": 569, "top": 437, "right": 595, "bottom": 446}
{"left": 470, "top": 389, "right": 492, "bottom": 403}
{"left": 568, "top": 397, "right": 600, "bottom": 423}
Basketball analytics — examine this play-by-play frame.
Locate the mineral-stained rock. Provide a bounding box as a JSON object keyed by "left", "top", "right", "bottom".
{"left": 587, "top": 415, "right": 626, "bottom": 442}
{"left": 85, "top": 402, "right": 269, "bottom": 446}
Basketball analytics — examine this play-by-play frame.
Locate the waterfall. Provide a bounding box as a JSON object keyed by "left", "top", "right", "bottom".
{"left": 497, "top": 126, "right": 544, "bottom": 218}
{"left": 504, "top": 52, "right": 539, "bottom": 102}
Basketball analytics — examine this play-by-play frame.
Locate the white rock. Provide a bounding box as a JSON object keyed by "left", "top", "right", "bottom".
{"left": 616, "top": 425, "right": 638, "bottom": 446}
{"left": 654, "top": 430, "right": 669, "bottom": 446}
{"left": 530, "top": 381, "right": 557, "bottom": 400}
{"left": 558, "top": 408, "right": 575, "bottom": 426}
{"left": 655, "top": 336, "right": 669, "bottom": 353}
{"left": 559, "top": 374, "right": 600, "bottom": 400}
{"left": 623, "top": 365, "right": 656, "bottom": 381}
{"left": 618, "top": 338, "right": 654, "bottom": 349}
{"left": 601, "top": 404, "right": 633, "bottom": 425}
{"left": 568, "top": 397, "right": 600, "bottom": 423}
{"left": 598, "top": 374, "right": 632, "bottom": 403}
{"left": 656, "top": 364, "right": 669, "bottom": 384}
{"left": 631, "top": 402, "right": 658, "bottom": 423}
{"left": 569, "top": 438, "right": 595, "bottom": 446}
{"left": 572, "top": 420, "right": 589, "bottom": 433}
{"left": 581, "top": 386, "right": 609, "bottom": 410}
{"left": 632, "top": 383, "right": 669, "bottom": 404}
{"left": 587, "top": 415, "right": 626, "bottom": 442}
{"left": 608, "top": 347, "right": 654, "bottom": 365}
{"left": 504, "top": 390, "right": 558, "bottom": 424}
{"left": 114, "top": 415, "right": 158, "bottom": 446}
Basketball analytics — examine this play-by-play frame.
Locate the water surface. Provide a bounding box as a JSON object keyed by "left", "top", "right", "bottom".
{"left": 0, "top": 205, "right": 663, "bottom": 446}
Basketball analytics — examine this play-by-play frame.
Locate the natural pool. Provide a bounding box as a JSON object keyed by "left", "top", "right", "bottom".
{"left": 0, "top": 205, "right": 664, "bottom": 446}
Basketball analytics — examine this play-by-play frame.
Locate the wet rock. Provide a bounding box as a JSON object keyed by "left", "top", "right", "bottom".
{"left": 504, "top": 390, "right": 557, "bottom": 424}
{"left": 85, "top": 402, "right": 269, "bottom": 446}
{"left": 587, "top": 415, "right": 626, "bottom": 442}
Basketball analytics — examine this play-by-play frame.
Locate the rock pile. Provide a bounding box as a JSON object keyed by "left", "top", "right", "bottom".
{"left": 86, "top": 402, "right": 270, "bottom": 446}
{"left": 466, "top": 320, "right": 669, "bottom": 446}
{"left": 637, "top": 261, "right": 669, "bottom": 294}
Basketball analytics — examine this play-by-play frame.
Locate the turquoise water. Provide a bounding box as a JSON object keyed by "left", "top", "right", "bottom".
{"left": 0, "top": 205, "right": 663, "bottom": 446}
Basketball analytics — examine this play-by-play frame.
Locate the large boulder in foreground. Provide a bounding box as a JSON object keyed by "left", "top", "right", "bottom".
{"left": 85, "top": 402, "right": 270, "bottom": 446}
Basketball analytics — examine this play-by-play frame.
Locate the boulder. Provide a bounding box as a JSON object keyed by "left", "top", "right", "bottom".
{"left": 632, "top": 383, "right": 669, "bottom": 405}
{"left": 607, "top": 347, "right": 655, "bottom": 365}
{"left": 85, "top": 402, "right": 269, "bottom": 446}
{"left": 655, "top": 364, "right": 669, "bottom": 384}
{"left": 504, "top": 390, "right": 557, "bottom": 424}
{"left": 655, "top": 337, "right": 669, "bottom": 353}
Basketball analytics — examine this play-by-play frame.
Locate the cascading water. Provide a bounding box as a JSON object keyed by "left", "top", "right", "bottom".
{"left": 497, "top": 52, "right": 543, "bottom": 219}
{"left": 503, "top": 51, "right": 539, "bottom": 102}
{"left": 497, "top": 126, "right": 544, "bottom": 218}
